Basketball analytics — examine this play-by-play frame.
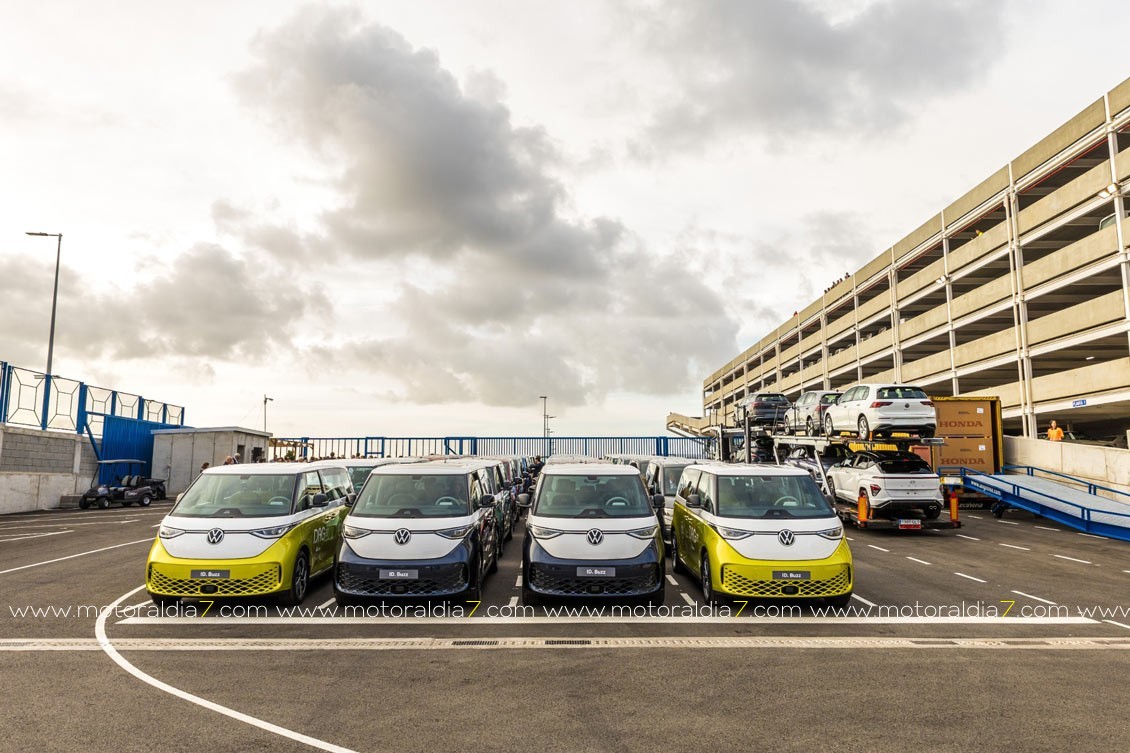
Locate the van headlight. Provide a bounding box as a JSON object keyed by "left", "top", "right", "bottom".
{"left": 436, "top": 525, "right": 473, "bottom": 539}
{"left": 816, "top": 527, "right": 844, "bottom": 540}
{"left": 158, "top": 525, "right": 184, "bottom": 539}
{"left": 342, "top": 525, "right": 371, "bottom": 539}
{"left": 711, "top": 525, "right": 753, "bottom": 540}
{"left": 528, "top": 526, "right": 564, "bottom": 539}
{"left": 250, "top": 524, "right": 295, "bottom": 539}
{"left": 626, "top": 525, "right": 659, "bottom": 539}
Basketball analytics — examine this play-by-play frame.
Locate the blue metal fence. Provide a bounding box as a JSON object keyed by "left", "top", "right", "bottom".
{"left": 0, "top": 359, "right": 185, "bottom": 437}
{"left": 273, "top": 435, "right": 712, "bottom": 460}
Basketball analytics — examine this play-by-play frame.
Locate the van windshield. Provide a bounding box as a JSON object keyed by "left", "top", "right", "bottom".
{"left": 172, "top": 474, "right": 297, "bottom": 518}
{"left": 663, "top": 467, "right": 688, "bottom": 495}
{"left": 347, "top": 466, "right": 377, "bottom": 490}
{"left": 352, "top": 474, "right": 470, "bottom": 518}
{"left": 715, "top": 474, "right": 835, "bottom": 519}
{"left": 534, "top": 474, "right": 651, "bottom": 518}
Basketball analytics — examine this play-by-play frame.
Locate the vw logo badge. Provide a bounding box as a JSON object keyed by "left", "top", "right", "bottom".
{"left": 206, "top": 528, "right": 225, "bottom": 545}
{"left": 586, "top": 529, "right": 604, "bottom": 546}
{"left": 777, "top": 529, "right": 795, "bottom": 546}
{"left": 394, "top": 528, "right": 412, "bottom": 545}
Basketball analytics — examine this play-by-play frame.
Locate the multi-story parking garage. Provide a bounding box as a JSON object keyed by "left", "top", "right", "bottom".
{"left": 699, "top": 75, "right": 1130, "bottom": 441}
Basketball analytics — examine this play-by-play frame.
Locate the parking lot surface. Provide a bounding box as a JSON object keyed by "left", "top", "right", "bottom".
{"left": 2, "top": 503, "right": 1129, "bottom": 752}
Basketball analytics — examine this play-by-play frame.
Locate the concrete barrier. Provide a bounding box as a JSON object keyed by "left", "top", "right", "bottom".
{"left": 1004, "top": 435, "right": 1130, "bottom": 498}
{"left": 0, "top": 424, "right": 97, "bottom": 513}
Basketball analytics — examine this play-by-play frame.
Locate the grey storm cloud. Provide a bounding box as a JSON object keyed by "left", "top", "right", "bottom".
{"left": 234, "top": 6, "right": 606, "bottom": 275}
{"left": 232, "top": 7, "right": 740, "bottom": 408}
{"left": 634, "top": 0, "right": 1007, "bottom": 149}
{"left": 0, "top": 245, "right": 328, "bottom": 371}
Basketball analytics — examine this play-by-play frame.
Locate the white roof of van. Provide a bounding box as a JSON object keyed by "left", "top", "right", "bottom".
{"left": 202, "top": 462, "right": 341, "bottom": 476}
{"left": 540, "top": 463, "right": 643, "bottom": 476}
{"left": 687, "top": 463, "right": 807, "bottom": 477}
{"left": 369, "top": 458, "right": 494, "bottom": 476}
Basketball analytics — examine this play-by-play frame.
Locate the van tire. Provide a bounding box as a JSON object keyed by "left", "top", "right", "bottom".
{"left": 278, "top": 551, "right": 310, "bottom": 606}
{"left": 671, "top": 531, "right": 688, "bottom": 575}
{"left": 97, "top": 497, "right": 111, "bottom": 510}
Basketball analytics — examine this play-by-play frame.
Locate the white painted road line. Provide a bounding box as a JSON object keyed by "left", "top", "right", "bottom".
{"left": 999, "top": 543, "right": 1030, "bottom": 551}
{"left": 1034, "top": 526, "right": 1059, "bottom": 532}
{"left": 1011, "top": 590, "right": 1057, "bottom": 605}
{"left": 851, "top": 593, "right": 878, "bottom": 608}
{"left": 0, "top": 519, "right": 141, "bottom": 532}
{"left": 514, "top": 575, "right": 522, "bottom": 587}
{"left": 318, "top": 598, "right": 336, "bottom": 611}
{"left": 966, "top": 515, "right": 983, "bottom": 520}
{"left": 0, "top": 539, "right": 153, "bottom": 576}
{"left": 845, "top": 536, "right": 854, "bottom": 541}
{"left": 997, "top": 520, "right": 1019, "bottom": 525}
{"left": 868, "top": 545, "right": 890, "bottom": 552}
{"left": 507, "top": 596, "right": 519, "bottom": 608}
{"left": 957, "top": 534, "right": 981, "bottom": 541}
{"left": 665, "top": 574, "right": 678, "bottom": 586}
{"left": 96, "top": 586, "right": 361, "bottom": 753}
{"left": 0, "top": 530, "right": 74, "bottom": 543}
{"left": 9, "top": 635, "right": 1130, "bottom": 651}
{"left": 116, "top": 615, "right": 1101, "bottom": 626}
{"left": 1053, "top": 554, "right": 1093, "bottom": 564}
{"left": 906, "top": 557, "right": 931, "bottom": 565}
{"left": 1077, "top": 533, "right": 1103, "bottom": 539}
{"left": 955, "top": 572, "right": 987, "bottom": 583}
{"left": 680, "top": 592, "right": 696, "bottom": 606}
{"left": 1103, "top": 620, "right": 1130, "bottom": 632}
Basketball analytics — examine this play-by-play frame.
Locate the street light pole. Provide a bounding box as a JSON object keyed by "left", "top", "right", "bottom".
{"left": 263, "top": 395, "right": 274, "bottom": 433}
{"left": 26, "top": 232, "right": 63, "bottom": 375}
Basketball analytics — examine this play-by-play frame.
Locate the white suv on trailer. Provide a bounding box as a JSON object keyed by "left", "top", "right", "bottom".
{"left": 823, "top": 383, "right": 936, "bottom": 439}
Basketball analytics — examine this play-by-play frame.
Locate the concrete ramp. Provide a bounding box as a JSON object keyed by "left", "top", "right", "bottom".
{"left": 959, "top": 466, "right": 1130, "bottom": 541}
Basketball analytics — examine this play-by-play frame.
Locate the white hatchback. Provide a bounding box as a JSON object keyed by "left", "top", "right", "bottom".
{"left": 823, "top": 383, "right": 936, "bottom": 439}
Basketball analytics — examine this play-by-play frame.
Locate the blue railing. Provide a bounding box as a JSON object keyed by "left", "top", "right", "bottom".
{"left": 949, "top": 466, "right": 1130, "bottom": 541}
{"left": 1001, "top": 464, "right": 1130, "bottom": 504}
{"left": 0, "top": 359, "right": 185, "bottom": 437}
{"left": 272, "top": 435, "right": 711, "bottom": 460}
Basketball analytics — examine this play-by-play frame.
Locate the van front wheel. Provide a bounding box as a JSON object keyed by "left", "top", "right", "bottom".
{"left": 278, "top": 551, "right": 310, "bottom": 606}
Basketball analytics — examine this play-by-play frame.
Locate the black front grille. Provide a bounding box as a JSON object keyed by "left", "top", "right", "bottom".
{"left": 529, "top": 564, "right": 658, "bottom": 596}
{"left": 337, "top": 564, "right": 468, "bottom": 596}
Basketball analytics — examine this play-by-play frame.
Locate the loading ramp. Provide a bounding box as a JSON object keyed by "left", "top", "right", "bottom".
{"left": 949, "top": 465, "right": 1130, "bottom": 542}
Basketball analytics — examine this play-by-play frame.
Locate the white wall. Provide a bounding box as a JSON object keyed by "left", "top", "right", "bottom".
{"left": 1004, "top": 435, "right": 1130, "bottom": 498}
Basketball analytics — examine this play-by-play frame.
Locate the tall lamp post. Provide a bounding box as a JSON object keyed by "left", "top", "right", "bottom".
{"left": 263, "top": 395, "right": 274, "bottom": 433}
{"left": 26, "top": 232, "right": 63, "bottom": 376}
{"left": 542, "top": 395, "right": 551, "bottom": 447}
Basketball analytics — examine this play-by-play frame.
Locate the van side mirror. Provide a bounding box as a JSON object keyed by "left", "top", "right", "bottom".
{"left": 477, "top": 494, "right": 495, "bottom": 509}
{"left": 651, "top": 494, "right": 665, "bottom": 510}
{"left": 311, "top": 493, "right": 329, "bottom": 508}
{"left": 685, "top": 494, "right": 702, "bottom": 509}
{"left": 517, "top": 493, "right": 532, "bottom": 508}
{"left": 502, "top": 480, "right": 513, "bottom": 490}
{"left": 345, "top": 492, "right": 356, "bottom": 506}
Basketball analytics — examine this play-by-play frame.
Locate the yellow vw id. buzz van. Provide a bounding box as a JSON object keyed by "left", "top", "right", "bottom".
{"left": 671, "top": 463, "right": 853, "bottom": 607}
{"left": 146, "top": 461, "right": 353, "bottom": 606}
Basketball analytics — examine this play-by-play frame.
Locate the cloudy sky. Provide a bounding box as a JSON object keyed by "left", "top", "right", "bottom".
{"left": 2, "top": 0, "right": 1128, "bottom": 439}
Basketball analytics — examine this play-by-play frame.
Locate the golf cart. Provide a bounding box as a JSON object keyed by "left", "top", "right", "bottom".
{"left": 80, "top": 459, "right": 167, "bottom": 510}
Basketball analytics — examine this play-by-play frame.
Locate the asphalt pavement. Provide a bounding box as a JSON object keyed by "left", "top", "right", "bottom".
{"left": 2, "top": 503, "right": 1128, "bottom": 753}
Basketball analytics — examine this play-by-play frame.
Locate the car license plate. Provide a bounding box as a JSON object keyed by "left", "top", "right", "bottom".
{"left": 379, "top": 569, "right": 419, "bottom": 580}
{"left": 191, "top": 569, "right": 230, "bottom": 579}
{"left": 898, "top": 519, "right": 923, "bottom": 529}
{"left": 772, "top": 570, "right": 810, "bottom": 580}
{"left": 577, "top": 566, "right": 615, "bottom": 577}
